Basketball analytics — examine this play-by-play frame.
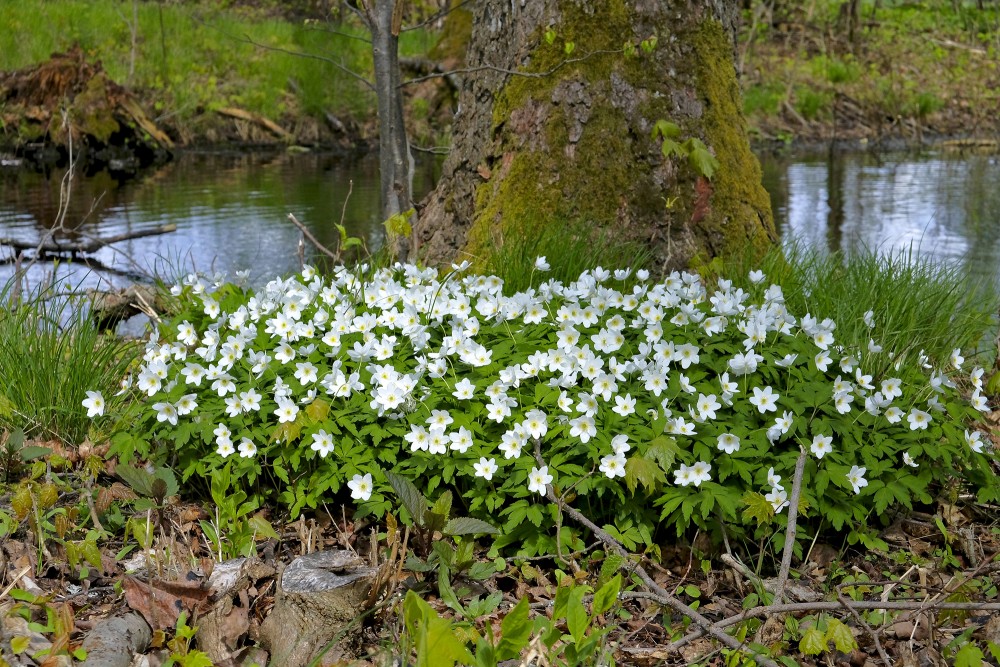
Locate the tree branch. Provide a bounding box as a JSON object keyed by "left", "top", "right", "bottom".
{"left": 774, "top": 446, "right": 808, "bottom": 603}
{"left": 401, "top": 48, "right": 625, "bottom": 87}
{"left": 531, "top": 448, "right": 779, "bottom": 667}
{"left": 240, "top": 34, "right": 376, "bottom": 91}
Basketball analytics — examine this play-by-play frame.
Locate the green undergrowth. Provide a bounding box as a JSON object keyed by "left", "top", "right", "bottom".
{"left": 93, "top": 253, "right": 1000, "bottom": 564}
{"left": 740, "top": 1, "right": 1000, "bottom": 140}
{"left": 0, "top": 0, "right": 435, "bottom": 125}
{"left": 0, "top": 278, "right": 138, "bottom": 444}
{"left": 717, "top": 242, "right": 1000, "bottom": 374}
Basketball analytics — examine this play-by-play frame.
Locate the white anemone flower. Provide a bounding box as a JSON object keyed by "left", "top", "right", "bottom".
{"left": 82, "top": 391, "right": 105, "bottom": 418}
{"left": 527, "top": 466, "right": 553, "bottom": 494}
{"left": 348, "top": 473, "right": 374, "bottom": 501}
{"left": 474, "top": 457, "right": 498, "bottom": 481}
{"left": 847, "top": 466, "right": 868, "bottom": 494}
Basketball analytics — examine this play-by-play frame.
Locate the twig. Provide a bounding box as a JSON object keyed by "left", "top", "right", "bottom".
{"left": 530, "top": 449, "right": 779, "bottom": 667}
{"left": 836, "top": 587, "right": 891, "bottom": 666}
{"left": 287, "top": 213, "right": 339, "bottom": 261}
{"left": 0, "top": 566, "right": 32, "bottom": 602}
{"left": 659, "top": 597, "right": 1000, "bottom": 651}
{"left": 774, "top": 446, "right": 808, "bottom": 603}
{"left": 402, "top": 48, "right": 625, "bottom": 87}
{"left": 241, "top": 33, "right": 375, "bottom": 91}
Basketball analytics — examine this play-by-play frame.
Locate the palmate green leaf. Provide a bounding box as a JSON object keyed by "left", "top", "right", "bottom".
{"left": 305, "top": 397, "right": 330, "bottom": 422}
{"left": 646, "top": 435, "right": 680, "bottom": 470}
{"left": 742, "top": 492, "right": 775, "bottom": 526}
{"left": 625, "top": 455, "right": 666, "bottom": 494}
{"left": 955, "top": 643, "right": 985, "bottom": 667}
{"left": 799, "top": 627, "right": 827, "bottom": 655}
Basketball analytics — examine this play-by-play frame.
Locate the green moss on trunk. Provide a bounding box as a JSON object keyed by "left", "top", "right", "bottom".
{"left": 687, "top": 18, "right": 776, "bottom": 269}
{"left": 456, "top": 1, "right": 774, "bottom": 272}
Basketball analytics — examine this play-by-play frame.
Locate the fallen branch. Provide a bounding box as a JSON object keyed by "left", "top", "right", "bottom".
{"left": 532, "top": 448, "right": 779, "bottom": 667}
{"left": 773, "top": 446, "right": 808, "bottom": 603}
{"left": 0, "top": 224, "right": 177, "bottom": 255}
{"left": 657, "top": 595, "right": 1000, "bottom": 651}
{"left": 287, "top": 214, "right": 339, "bottom": 261}
{"left": 216, "top": 107, "right": 293, "bottom": 140}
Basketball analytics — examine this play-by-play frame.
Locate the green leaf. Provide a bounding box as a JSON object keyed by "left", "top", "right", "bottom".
{"left": 646, "top": 435, "right": 680, "bottom": 470}
{"left": 178, "top": 650, "right": 215, "bottom": 667}
{"left": 685, "top": 138, "right": 720, "bottom": 179}
{"left": 624, "top": 455, "right": 665, "bottom": 494}
{"left": 305, "top": 398, "right": 330, "bottom": 422}
{"left": 955, "top": 643, "right": 984, "bottom": 667}
{"left": 825, "top": 618, "right": 858, "bottom": 653}
{"left": 385, "top": 471, "right": 427, "bottom": 525}
{"left": 116, "top": 463, "right": 155, "bottom": 497}
{"left": 741, "top": 492, "right": 775, "bottom": 526}
{"left": 431, "top": 490, "right": 453, "bottom": 522}
{"left": 592, "top": 574, "right": 621, "bottom": 616}
{"left": 10, "top": 635, "right": 29, "bottom": 655}
{"left": 383, "top": 208, "right": 415, "bottom": 239}
{"left": 404, "top": 592, "right": 474, "bottom": 667}
{"left": 19, "top": 445, "right": 51, "bottom": 461}
{"left": 653, "top": 119, "right": 681, "bottom": 140}
{"left": 248, "top": 515, "right": 280, "bottom": 540}
{"left": 497, "top": 597, "right": 532, "bottom": 660}
{"left": 443, "top": 516, "right": 500, "bottom": 536}
{"left": 565, "top": 585, "right": 589, "bottom": 644}
{"left": 799, "top": 627, "right": 827, "bottom": 655}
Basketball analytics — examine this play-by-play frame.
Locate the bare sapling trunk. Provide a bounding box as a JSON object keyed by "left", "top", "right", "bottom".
{"left": 364, "top": 0, "right": 413, "bottom": 261}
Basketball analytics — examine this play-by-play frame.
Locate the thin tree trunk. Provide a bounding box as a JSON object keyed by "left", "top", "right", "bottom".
{"left": 367, "top": 0, "right": 413, "bottom": 261}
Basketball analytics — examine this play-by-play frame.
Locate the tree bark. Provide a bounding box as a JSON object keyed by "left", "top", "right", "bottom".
{"left": 365, "top": 0, "right": 413, "bottom": 260}
{"left": 414, "top": 0, "right": 776, "bottom": 273}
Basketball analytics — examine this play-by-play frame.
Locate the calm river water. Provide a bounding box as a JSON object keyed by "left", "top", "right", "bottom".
{"left": 1, "top": 148, "right": 999, "bottom": 291}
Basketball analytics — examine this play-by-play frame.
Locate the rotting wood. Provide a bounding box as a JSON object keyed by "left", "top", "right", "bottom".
{"left": 0, "top": 224, "right": 177, "bottom": 255}
{"left": 216, "top": 107, "right": 293, "bottom": 140}
{"left": 258, "top": 549, "right": 375, "bottom": 667}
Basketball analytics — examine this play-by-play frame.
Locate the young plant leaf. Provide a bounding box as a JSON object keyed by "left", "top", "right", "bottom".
{"left": 385, "top": 471, "right": 427, "bottom": 525}
{"left": 443, "top": 516, "right": 500, "bottom": 536}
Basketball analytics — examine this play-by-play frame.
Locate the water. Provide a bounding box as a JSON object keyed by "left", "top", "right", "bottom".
{"left": 2, "top": 148, "right": 999, "bottom": 292}
{"left": 0, "top": 152, "right": 441, "bottom": 291}
{"left": 759, "top": 149, "right": 1000, "bottom": 285}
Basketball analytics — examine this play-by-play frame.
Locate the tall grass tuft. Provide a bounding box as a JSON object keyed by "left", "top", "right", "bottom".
{"left": 719, "top": 242, "right": 999, "bottom": 373}
{"left": 480, "top": 219, "right": 651, "bottom": 295}
{"left": 0, "top": 279, "right": 139, "bottom": 445}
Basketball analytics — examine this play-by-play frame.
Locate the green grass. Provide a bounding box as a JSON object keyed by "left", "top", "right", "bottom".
{"left": 479, "top": 219, "right": 651, "bottom": 295}
{"left": 0, "top": 278, "right": 139, "bottom": 445}
{"left": 0, "top": 0, "right": 435, "bottom": 123}
{"left": 719, "top": 242, "right": 999, "bottom": 374}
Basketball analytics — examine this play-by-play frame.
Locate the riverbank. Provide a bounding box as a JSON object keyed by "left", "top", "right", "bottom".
{"left": 739, "top": 1, "right": 1000, "bottom": 146}
{"left": 1, "top": 0, "right": 998, "bottom": 165}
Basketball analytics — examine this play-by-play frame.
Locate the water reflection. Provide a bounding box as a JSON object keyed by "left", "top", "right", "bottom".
{"left": 0, "top": 152, "right": 441, "bottom": 290}
{"left": 2, "top": 148, "right": 999, "bottom": 292}
{"left": 759, "top": 150, "right": 1000, "bottom": 284}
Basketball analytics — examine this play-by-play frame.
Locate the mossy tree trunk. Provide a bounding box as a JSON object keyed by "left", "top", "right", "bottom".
{"left": 414, "top": 0, "right": 776, "bottom": 273}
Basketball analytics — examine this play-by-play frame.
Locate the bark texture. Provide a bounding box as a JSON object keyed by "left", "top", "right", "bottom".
{"left": 414, "top": 0, "right": 776, "bottom": 273}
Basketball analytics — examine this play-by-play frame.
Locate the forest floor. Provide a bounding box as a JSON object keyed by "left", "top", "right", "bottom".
{"left": 2, "top": 444, "right": 1000, "bottom": 667}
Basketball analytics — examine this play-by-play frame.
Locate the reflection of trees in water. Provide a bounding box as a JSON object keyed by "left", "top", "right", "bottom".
{"left": 766, "top": 150, "right": 1000, "bottom": 283}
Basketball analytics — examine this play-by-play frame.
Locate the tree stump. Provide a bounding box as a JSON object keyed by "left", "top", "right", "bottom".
{"left": 258, "top": 550, "right": 375, "bottom": 667}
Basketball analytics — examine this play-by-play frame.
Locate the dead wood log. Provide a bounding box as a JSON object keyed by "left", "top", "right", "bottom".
{"left": 216, "top": 107, "right": 292, "bottom": 141}
{"left": 258, "top": 550, "right": 375, "bottom": 667}
{"left": 0, "top": 224, "right": 176, "bottom": 256}
{"left": 79, "top": 612, "right": 152, "bottom": 667}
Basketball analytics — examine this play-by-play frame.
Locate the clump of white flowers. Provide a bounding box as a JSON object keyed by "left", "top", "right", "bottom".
{"left": 88, "top": 261, "right": 997, "bottom": 543}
